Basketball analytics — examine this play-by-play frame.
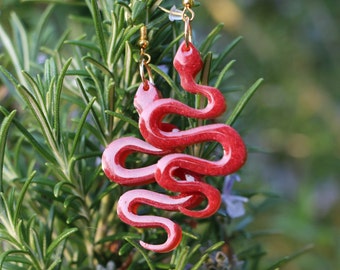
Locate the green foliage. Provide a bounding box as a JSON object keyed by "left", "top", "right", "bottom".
{"left": 0, "top": 0, "right": 308, "bottom": 269}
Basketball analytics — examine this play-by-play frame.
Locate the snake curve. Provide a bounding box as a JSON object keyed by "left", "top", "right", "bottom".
{"left": 102, "top": 40, "right": 247, "bottom": 252}
{"left": 102, "top": 126, "right": 203, "bottom": 252}
{"left": 134, "top": 41, "right": 247, "bottom": 218}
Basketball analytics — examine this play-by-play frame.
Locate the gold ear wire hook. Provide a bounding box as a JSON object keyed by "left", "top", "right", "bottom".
{"left": 184, "top": 17, "right": 192, "bottom": 46}
{"left": 182, "top": 0, "right": 195, "bottom": 16}
{"left": 139, "top": 26, "right": 149, "bottom": 53}
{"left": 182, "top": 0, "right": 195, "bottom": 46}
{"left": 182, "top": 0, "right": 195, "bottom": 21}
{"left": 139, "top": 25, "right": 153, "bottom": 88}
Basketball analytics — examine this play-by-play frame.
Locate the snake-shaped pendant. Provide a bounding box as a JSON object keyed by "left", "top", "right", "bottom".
{"left": 102, "top": 41, "right": 247, "bottom": 252}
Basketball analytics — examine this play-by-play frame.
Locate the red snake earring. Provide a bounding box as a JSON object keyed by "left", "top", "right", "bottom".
{"left": 102, "top": 1, "right": 247, "bottom": 253}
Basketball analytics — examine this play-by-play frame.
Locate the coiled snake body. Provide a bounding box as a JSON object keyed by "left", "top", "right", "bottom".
{"left": 102, "top": 41, "right": 247, "bottom": 252}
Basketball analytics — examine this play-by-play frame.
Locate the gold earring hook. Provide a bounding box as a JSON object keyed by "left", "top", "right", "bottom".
{"left": 138, "top": 25, "right": 149, "bottom": 51}
{"left": 138, "top": 25, "right": 153, "bottom": 88}
{"left": 182, "top": 0, "right": 195, "bottom": 21}
{"left": 182, "top": 0, "right": 195, "bottom": 47}
{"left": 184, "top": 17, "right": 192, "bottom": 46}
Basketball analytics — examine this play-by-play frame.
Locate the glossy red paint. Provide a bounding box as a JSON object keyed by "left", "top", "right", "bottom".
{"left": 102, "top": 41, "right": 247, "bottom": 252}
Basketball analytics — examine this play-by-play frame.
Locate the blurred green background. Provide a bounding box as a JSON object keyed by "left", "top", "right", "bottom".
{"left": 1, "top": 0, "right": 339, "bottom": 269}
{"left": 197, "top": 0, "right": 340, "bottom": 269}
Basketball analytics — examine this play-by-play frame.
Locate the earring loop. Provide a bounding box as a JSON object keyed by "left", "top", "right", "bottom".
{"left": 139, "top": 58, "right": 154, "bottom": 89}
{"left": 182, "top": 0, "right": 194, "bottom": 47}
{"left": 182, "top": 6, "right": 195, "bottom": 22}
{"left": 138, "top": 25, "right": 154, "bottom": 88}
{"left": 184, "top": 16, "right": 192, "bottom": 46}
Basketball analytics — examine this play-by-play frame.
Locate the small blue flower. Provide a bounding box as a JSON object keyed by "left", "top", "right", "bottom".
{"left": 221, "top": 174, "right": 248, "bottom": 218}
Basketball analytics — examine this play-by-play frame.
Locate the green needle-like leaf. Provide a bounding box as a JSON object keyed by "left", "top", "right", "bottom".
{"left": 0, "top": 66, "right": 20, "bottom": 91}
{"left": 187, "top": 243, "right": 201, "bottom": 261}
{"left": 110, "top": 24, "right": 143, "bottom": 67}
{"left": 199, "top": 23, "right": 224, "bottom": 55}
{"left": 53, "top": 181, "right": 76, "bottom": 198}
{"left": 69, "top": 97, "right": 96, "bottom": 158}
{"left": 203, "top": 241, "right": 226, "bottom": 254}
{"left": 17, "top": 84, "right": 60, "bottom": 160}
{"left": 123, "top": 237, "right": 155, "bottom": 270}
{"left": 13, "top": 171, "right": 36, "bottom": 224}
{"left": 46, "top": 228, "right": 78, "bottom": 257}
{"left": 226, "top": 78, "right": 264, "bottom": 126}
{"left": 0, "top": 250, "right": 29, "bottom": 269}
{"left": 83, "top": 56, "right": 113, "bottom": 78}
{"left": 265, "top": 244, "right": 314, "bottom": 270}
{"left": 66, "top": 214, "right": 88, "bottom": 224}
{"left": 0, "top": 106, "right": 56, "bottom": 163}
{"left": 64, "top": 39, "right": 100, "bottom": 53}
{"left": 213, "top": 36, "right": 243, "bottom": 68}
{"left": 90, "top": 0, "right": 108, "bottom": 60}
{"left": 54, "top": 58, "right": 72, "bottom": 143}
{"left": 124, "top": 41, "right": 133, "bottom": 88}
{"left": 155, "top": 33, "right": 184, "bottom": 64}
{"left": 105, "top": 110, "right": 139, "bottom": 129}
{"left": 0, "top": 110, "right": 16, "bottom": 192}
{"left": 10, "top": 13, "right": 30, "bottom": 72}
{"left": 22, "top": 71, "right": 47, "bottom": 116}
{"left": 214, "top": 60, "right": 236, "bottom": 89}
{"left": 46, "top": 259, "right": 62, "bottom": 270}
{"left": 191, "top": 253, "right": 209, "bottom": 270}
{"left": 0, "top": 26, "right": 25, "bottom": 83}
{"left": 175, "top": 246, "right": 190, "bottom": 270}
{"left": 53, "top": 29, "right": 70, "bottom": 52}
{"left": 150, "top": 63, "right": 184, "bottom": 100}
{"left": 77, "top": 79, "right": 107, "bottom": 144}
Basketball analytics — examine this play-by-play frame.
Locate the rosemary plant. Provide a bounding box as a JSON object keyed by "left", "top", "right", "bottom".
{"left": 0, "top": 0, "right": 308, "bottom": 269}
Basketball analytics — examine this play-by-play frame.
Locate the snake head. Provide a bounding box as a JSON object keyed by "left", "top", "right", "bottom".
{"left": 134, "top": 81, "right": 161, "bottom": 115}
{"left": 173, "top": 41, "right": 203, "bottom": 78}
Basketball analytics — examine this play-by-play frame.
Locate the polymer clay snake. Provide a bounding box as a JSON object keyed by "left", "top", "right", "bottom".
{"left": 102, "top": 41, "right": 247, "bottom": 252}
{"left": 135, "top": 41, "right": 247, "bottom": 217}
